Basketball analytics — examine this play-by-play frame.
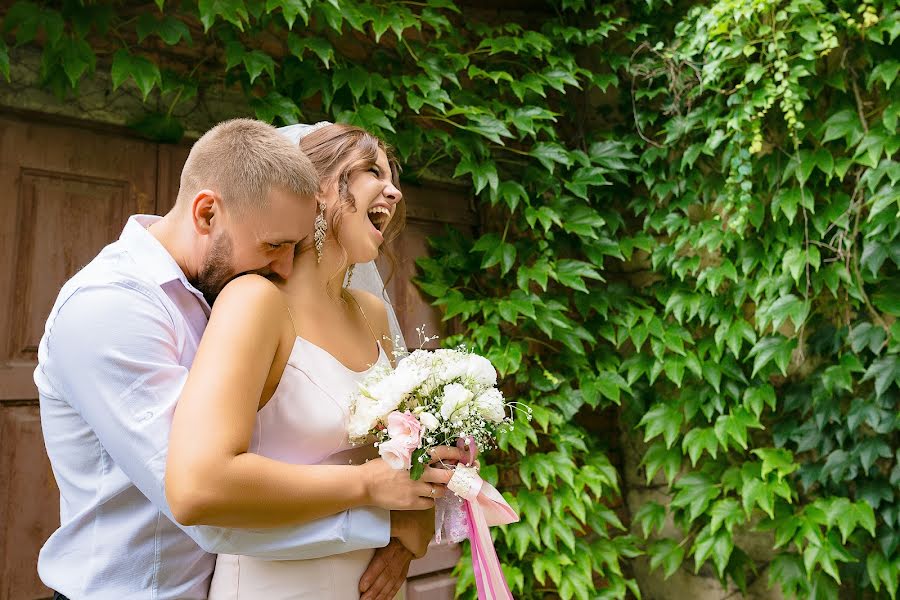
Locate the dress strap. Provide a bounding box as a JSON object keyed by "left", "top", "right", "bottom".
{"left": 344, "top": 290, "right": 380, "bottom": 347}
{"left": 259, "top": 276, "right": 297, "bottom": 338}
{"left": 284, "top": 304, "right": 298, "bottom": 338}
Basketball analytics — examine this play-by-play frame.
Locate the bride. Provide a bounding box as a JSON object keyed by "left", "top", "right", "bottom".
{"left": 165, "top": 123, "right": 466, "bottom": 599}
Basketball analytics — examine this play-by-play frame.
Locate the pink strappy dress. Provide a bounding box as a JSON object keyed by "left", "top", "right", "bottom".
{"left": 207, "top": 333, "right": 392, "bottom": 600}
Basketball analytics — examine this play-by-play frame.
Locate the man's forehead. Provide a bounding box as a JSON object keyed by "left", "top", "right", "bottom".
{"left": 244, "top": 208, "right": 307, "bottom": 242}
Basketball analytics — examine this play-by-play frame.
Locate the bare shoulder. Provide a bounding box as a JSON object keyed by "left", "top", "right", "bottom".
{"left": 210, "top": 274, "right": 286, "bottom": 327}
{"left": 347, "top": 288, "right": 390, "bottom": 332}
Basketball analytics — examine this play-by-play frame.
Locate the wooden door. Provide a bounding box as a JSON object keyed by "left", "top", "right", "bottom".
{"left": 0, "top": 115, "right": 159, "bottom": 600}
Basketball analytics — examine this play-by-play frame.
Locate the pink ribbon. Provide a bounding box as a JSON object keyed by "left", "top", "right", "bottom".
{"left": 443, "top": 438, "right": 519, "bottom": 600}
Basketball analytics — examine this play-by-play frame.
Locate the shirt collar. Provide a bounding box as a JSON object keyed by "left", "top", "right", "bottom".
{"left": 119, "top": 215, "right": 211, "bottom": 312}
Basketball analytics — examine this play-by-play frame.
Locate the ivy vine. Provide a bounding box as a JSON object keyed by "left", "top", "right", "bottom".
{"left": 2, "top": 0, "right": 898, "bottom": 598}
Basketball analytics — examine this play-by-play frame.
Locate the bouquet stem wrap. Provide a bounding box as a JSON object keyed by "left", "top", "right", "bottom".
{"left": 441, "top": 439, "right": 519, "bottom": 600}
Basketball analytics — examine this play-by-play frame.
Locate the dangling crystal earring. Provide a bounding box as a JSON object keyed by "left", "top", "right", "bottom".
{"left": 345, "top": 264, "right": 355, "bottom": 288}
{"left": 313, "top": 200, "right": 327, "bottom": 263}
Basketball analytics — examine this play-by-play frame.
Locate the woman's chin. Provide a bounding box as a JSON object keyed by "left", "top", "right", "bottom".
{"left": 347, "top": 246, "right": 379, "bottom": 266}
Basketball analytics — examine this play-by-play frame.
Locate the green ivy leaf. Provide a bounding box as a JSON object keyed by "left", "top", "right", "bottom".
{"left": 862, "top": 355, "right": 900, "bottom": 397}
{"left": 454, "top": 156, "right": 498, "bottom": 195}
{"left": 641, "top": 441, "right": 682, "bottom": 485}
{"left": 553, "top": 259, "right": 602, "bottom": 292}
{"left": 867, "top": 551, "right": 900, "bottom": 600}
{"left": 709, "top": 498, "right": 744, "bottom": 534}
{"left": 287, "top": 34, "right": 334, "bottom": 68}
{"left": 639, "top": 402, "right": 683, "bottom": 448}
{"left": 803, "top": 531, "right": 853, "bottom": 584}
{"left": 343, "top": 104, "right": 396, "bottom": 134}
{"left": 822, "top": 109, "right": 864, "bottom": 145}
{"left": 752, "top": 448, "right": 798, "bottom": 480}
{"left": 198, "top": 0, "right": 249, "bottom": 31}
{"left": 769, "top": 553, "right": 809, "bottom": 597}
{"left": 0, "top": 41, "right": 9, "bottom": 81}
{"left": 648, "top": 539, "right": 685, "bottom": 579}
{"left": 530, "top": 142, "right": 573, "bottom": 173}
{"left": 682, "top": 427, "right": 719, "bottom": 465}
{"left": 266, "top": 0, "right": 310, "bottom": 28}
{"left": 748, "top": 336, "right": 796, "bottom": 378}
{"left": 251, "top": 91, "right": 301, "bottom": 124}
{"left": 671, "top": 472, "right": 720, "bottom": 521}
{"left": 54, "top": 36, "right": 95, "bottom": 89}
{"left": 867, "top": 59, "right": 899, "bottom": 90}
{"left": 136, "top": 15, "right": 192, "bottom": 45}
{"left": 110, "top": 49, "right": 160, "bottom": 101}
{"left": 242, "top": 50, "right": 276, "bottom": 84}
{"left": 4, "top": 0, "right": 41, "bottom": 46}
{"left": 634, "top": 501, "right": 666, "bottom": 538}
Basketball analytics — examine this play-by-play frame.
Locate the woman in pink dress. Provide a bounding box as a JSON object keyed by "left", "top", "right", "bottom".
{"left": 165, "top": 124, "right": 464, "bottom": 599}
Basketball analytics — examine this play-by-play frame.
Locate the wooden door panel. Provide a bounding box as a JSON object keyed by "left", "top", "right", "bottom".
{"left": 0, "top": 405, "right": 58, "bottom": 600}
{"left": 11, "top": 169, "right": 132, "bottom": 361}
{"left": 0, "top": 116, "right": 158, "bottom": 401}
{"left": 0, "top": 115, "right": 158, "bottom": 600}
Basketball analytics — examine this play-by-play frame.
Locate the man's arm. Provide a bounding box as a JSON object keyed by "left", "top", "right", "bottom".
{"left": 43, "top": 282, "right": 389, "bottom": 559}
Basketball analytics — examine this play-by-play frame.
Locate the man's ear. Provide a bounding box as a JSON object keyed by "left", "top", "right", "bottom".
{"left": 191, "top": 190, "right": 219, "bottom": 235}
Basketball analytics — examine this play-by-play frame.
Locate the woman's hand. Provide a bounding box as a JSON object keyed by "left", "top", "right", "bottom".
{"left": 360, "top": 458, "right": 451, "bottom": 510}
{"left": 428, "top": 443, "right": 480, "bottom": 470}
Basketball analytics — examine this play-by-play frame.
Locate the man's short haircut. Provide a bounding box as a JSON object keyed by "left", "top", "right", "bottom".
{"left": 176, "top": 118, "right": 319, "bottom": 215}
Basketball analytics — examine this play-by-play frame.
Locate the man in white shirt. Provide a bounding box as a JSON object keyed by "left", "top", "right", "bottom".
{"left": 35, "top": 119, "right": 427, "bottom": 600}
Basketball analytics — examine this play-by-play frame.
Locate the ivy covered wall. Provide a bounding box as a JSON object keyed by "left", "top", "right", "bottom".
{"left": 2, "top": 0, "right": 898, "bottom": 598}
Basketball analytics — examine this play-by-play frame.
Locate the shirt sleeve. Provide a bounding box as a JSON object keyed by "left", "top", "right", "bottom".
{"left": 41, "top": 282, "right": 390, "bottom": 559}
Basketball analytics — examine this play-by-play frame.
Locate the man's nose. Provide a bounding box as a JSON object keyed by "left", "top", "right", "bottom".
{"left": 383, "top": 183, "right": 402, "bottom": 205}
{"left": 270, "top": 249, "right": 294, "bottom": 280}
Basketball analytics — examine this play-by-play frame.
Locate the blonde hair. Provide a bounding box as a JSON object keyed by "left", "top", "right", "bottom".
{"left": 176, "top": 118, "right": 319, "bottom": 215}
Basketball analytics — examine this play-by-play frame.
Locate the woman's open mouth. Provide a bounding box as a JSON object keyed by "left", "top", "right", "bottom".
{"left": 367, "top": 206, "right": 390, "bottom": 236}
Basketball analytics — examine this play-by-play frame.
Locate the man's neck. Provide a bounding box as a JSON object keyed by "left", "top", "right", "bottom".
{"left": 147, "top": 213, "right": 199, "bottom": 282}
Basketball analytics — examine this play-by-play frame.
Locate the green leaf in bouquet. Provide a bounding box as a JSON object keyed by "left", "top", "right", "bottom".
{"left": 409, "top": 448, "right": 428, "bottom": 480}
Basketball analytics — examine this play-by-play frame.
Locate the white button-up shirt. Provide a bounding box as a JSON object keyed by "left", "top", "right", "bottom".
{"left": 34, "top": 215, "right": 389, "bottom": 599}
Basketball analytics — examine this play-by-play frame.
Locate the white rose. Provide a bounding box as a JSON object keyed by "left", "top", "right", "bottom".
{"left": 390, "top": 362, "right": 429, "bottom": 397}
{"left": 348, "top": 396, "right": 381, "bottom": 439}
{"left": 465, "top": 354, "right": 497, "bottom": 386}
{"left": 474, "top": 388, "right": 507, "bottom": 422}
{"left": 419, "top": 411, "right": 440, "bottom": 431}
{"left": 435, "top": 352, "right": 467, "bottom": 383}
{"left": 347, "top": 414, "right": 373, "bottom": 439}
{"left": 439, "top": 383, "right": 474, "bottom": 425}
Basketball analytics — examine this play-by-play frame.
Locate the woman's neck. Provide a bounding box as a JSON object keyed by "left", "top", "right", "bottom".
{"left": 281, "top": 244, "right": 349, "bottom": 304}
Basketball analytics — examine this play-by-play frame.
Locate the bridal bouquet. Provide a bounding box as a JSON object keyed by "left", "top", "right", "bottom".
{"left": 348, "top": 347, "right": 511, "bottom": 477}
{"left": 348, "top": 346, "right": 522, "bottom": 600}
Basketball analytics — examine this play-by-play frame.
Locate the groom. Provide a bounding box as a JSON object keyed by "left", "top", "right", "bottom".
{"left": 35, "top": 118, "right": 429, "bottom": 600}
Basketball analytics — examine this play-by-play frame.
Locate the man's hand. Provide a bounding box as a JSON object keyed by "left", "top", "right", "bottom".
{"left": 358, "top": 538, "right": 413, "bottom": 600}
{"left": 390, "top": 508, "right": 435, "bottom": 558}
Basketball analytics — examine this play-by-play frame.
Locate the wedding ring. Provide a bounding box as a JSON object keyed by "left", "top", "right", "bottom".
{"left": 430, "top": 486, "right": 435, "bottom": 497}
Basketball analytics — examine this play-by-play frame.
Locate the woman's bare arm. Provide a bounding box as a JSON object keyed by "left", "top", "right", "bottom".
{"left": 165, "top": 275, "right": 446, "bottom": 528}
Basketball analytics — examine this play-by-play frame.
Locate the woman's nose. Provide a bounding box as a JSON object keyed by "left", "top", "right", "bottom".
{"left": 383, "top": 183, "right": 402, "bottom": 205}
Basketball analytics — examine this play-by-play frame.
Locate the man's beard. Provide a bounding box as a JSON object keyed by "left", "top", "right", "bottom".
{"left": 194, "top": 232, "right": 235, "bottom": 306}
